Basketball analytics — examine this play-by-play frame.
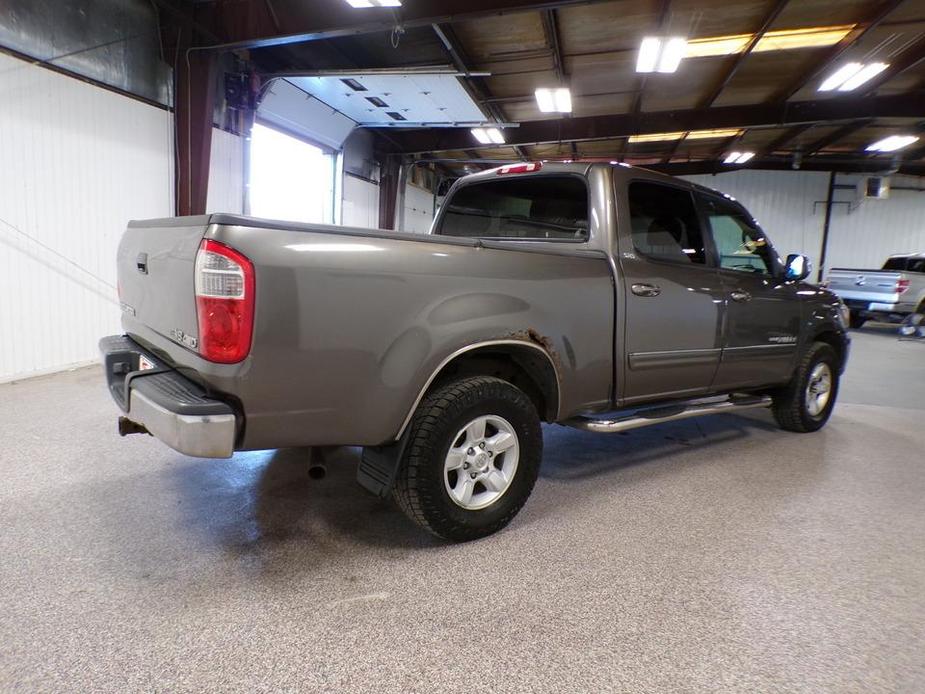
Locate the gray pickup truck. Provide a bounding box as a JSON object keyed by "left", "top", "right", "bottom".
{"left": 101, "top": 162, "right": 849, "bottom": 541}
{"left": 826, "top": 253, "right": 925, "bottom": 328}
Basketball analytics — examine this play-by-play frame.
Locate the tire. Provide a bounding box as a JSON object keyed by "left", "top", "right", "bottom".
{"left": 848, "top": 311, "right": 866, "bottom": 329}
{"left": 772, "top": 342, "right": 840, "bottom": 433}
{"left": 392, "top": 376, "right": 542, "bottom": 542}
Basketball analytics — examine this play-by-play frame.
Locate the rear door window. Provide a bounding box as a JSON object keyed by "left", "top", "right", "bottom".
{"left": 436, "top": 176, "right": 589, "bottom": 241}
{"left": 627, "top": 182, "right": 707, "bottom": 265}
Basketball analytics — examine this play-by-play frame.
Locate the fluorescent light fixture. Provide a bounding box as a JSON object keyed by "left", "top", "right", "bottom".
{"left": 658, "top": 37, "right": 687, "bottom": 73}
{"left": 629, "top": 128, "right": 741, "bottom": 143}
{"left": 685, "top": 128, "right": 742, "bottom": 140}
{"left": 686, "top": 25, "right": 854, "bottom": 59}
{"left": 819, "top": 62, "right": 863, "bottom": 91}
{"left": 866, "top": 135, "right": 919, "bottom": 152}
{"left": 471, "top": 128, "right": 505, "bottom": 145}
{"left": 637, "top": 37, "right": 688, "bottom": 73}
{"left": 535, "top": 88, "right": 555, "bottom": 112}
{"left": 637, "top": 37, "right": 661, "bottom": 72}
{"left": 724, "top": 151, "right": 755, "bottom": 164}
{"left": 838, "top": 62, "right": 888, "bottom": 91}
{"left": 535, "top": 88, "right": 572, "bottom": 113}
{"left": 554, "top": 88, "right": 572, "bottom": 112}
{"left": 628, "top": 131, "right": 685, "bottom": 143}
{"left": 344, "top": 0, "right": 401, "bottom": 7}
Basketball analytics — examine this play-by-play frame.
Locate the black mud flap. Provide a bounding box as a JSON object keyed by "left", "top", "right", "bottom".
{"left": 357, "top": 431, "right": 411, "bottom": 499}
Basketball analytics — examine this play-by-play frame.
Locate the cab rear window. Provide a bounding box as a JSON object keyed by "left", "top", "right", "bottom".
{"left": 436, "top": 176, "right": 589, "bottom": 241}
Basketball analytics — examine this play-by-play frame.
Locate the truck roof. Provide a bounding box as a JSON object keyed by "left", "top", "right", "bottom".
{"left": 458, "top": 161, "right": 737, "bottom": 203}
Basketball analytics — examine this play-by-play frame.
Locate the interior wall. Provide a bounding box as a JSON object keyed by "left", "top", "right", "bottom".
{"left": 682, "top": 170, "right": 830, "bottom": 261}
{"left": 682, "top": 169, "right": 925, "bottom": 273}
{"left": 0, "top": 52, "right": 240, "bottom": 382}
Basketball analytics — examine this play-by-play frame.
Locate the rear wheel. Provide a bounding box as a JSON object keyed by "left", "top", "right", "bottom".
{"left": 772, "top": 342, "right": 840, "bottom": 433}
{"left": 848, "top": 311, "right": 866, "bottom": 329}
{"left": 392, "top": 376, "right": 542, "bottom": 542}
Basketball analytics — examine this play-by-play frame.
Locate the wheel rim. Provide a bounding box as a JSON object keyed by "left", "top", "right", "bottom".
{"left": 805, "top": 362, "right": 833, "bottom": 417}
{"left": 444, "top": 415, "right": 520, "bottom": 511}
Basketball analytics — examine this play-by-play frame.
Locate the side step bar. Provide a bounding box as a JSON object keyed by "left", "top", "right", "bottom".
{"left": 565, "top": 395, "right": 772, "bottom": 434}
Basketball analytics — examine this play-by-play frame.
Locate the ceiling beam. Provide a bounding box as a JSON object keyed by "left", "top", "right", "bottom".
{"left": 197, "top": 0, "right": 614, "bottom": 52}
{"left": 773, "top": 0, "right": 907, "bottom": 101}
{"left": 378, "top": 92, "right": 924, "bottom": 154}
{"left": 647, "top": 157, "right": 925, "bottom": 177}
{"left": 431, "top": 23, "right": 529, "bottom": 161}
{"left": 860, "top": 33, "right": 925, "bottom": 94}
{"left": 700, "top": 0, "right": 790, "bottom": 108}
{"left": 804, "top": 119, "right": 873, "bottom": 156}
{"left": 762, "top": 123, "right": 816, "bottom": 155}
{"left": 541, "top": 9, "right": 566, "bottom": 82}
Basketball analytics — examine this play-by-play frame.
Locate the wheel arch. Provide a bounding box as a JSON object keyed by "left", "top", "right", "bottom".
{"left": 811, "top": 328, "right": 848, "bottom": 372}
{"left": 396, "top": 340, "right": 561, "bottom": 439}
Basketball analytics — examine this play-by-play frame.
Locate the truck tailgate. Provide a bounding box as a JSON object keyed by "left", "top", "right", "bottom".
{"left": 826, "top": 269, "right": 904, "bottom": 305}
{"left": 117, "top": 217, "right": 209, "bottom": 357}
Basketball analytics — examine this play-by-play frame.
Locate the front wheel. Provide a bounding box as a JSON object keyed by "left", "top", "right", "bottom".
{"left": 391, "top": 376, "right": 542, "bottom": 542}
{"left": 772, "top": 342, "right": 840, "bottom": 433}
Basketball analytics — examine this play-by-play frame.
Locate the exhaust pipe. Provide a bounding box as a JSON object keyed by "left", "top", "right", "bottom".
{"left": 308, "top": 447, "right": 327, "bottom": 480}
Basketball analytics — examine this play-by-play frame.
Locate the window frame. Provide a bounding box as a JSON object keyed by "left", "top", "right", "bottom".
{"left": 433, "top": 173, "right": 592, "bottom": 244}
{"left": 625, "top": 178, "right": 715, "bottom": 269}
{"left": 694, "top": 191, "right": 784, "bottom": 279}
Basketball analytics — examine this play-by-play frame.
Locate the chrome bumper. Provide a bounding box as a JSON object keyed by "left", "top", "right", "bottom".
{"left": 100, "top": 335, "right": 237, "bottom": 459}
{"left": 127, "top": 388, "right": 236, "bottom": 458}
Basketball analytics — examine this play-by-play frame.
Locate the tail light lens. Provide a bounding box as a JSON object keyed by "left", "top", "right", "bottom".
{"left": 896, "top": 278, "right": 911, "bottom": 294}
{"left": 195, "top": 239, "right": 255, "bottom": 363}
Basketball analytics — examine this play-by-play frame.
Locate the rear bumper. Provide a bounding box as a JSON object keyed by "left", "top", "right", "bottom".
{"left": 99, "top": 335, "right": 237, "bottom": 458}
{"left": 843, "top": 299, "right": 914, "bottom": 317}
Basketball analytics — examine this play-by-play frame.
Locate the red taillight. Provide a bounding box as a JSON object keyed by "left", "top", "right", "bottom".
{"left": 896, "top": 278, "right": 911, "bottom": 294}
{"left": 195, "top": 239, "right": 255, "bottom": 363}
{"left": 497, "top": 162, "right": 543, "bottom": 175}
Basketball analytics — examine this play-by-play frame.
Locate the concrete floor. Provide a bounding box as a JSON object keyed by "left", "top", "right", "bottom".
{"left": 1, "top": 326, "right": 924, "bottom": 693}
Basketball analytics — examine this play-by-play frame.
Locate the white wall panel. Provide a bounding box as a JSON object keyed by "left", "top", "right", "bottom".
{"left": 206, "top": 129, "right": 245, "bottom": 214}
{"left": 824, "top": 175, "right": 925, "bottom": 271}
{"left": 342, "top": 174, "right": 379, "bottom": 229}
{"left": 683, "top": 170, "right": 830, "bottom": 262}
{"left": 403, "top": 183, "right": 435, "bottom": 234}
{"left": 683, "top": 169, "right": 925, "bottom": 276}
{"left": 0, "top": 51, "right": 172, "bottom": 382}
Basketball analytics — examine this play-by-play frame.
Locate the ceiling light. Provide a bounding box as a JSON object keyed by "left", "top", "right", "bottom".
{"left": 629, "top": 128, "right": 741, "bottom": 143}
{"left": 344, "top": 0, "right": 401, "bottom": 7}
{"left": 818, "top": 63, "right": 863, "bottom": 91}
{"left": 724, "top": 151, "right": 755, "bottom": 164}
{"left": 685, "top": 128, "right": 742, "bottom": 140}
{"left": 837, "top": 62, "right": 888, "bottom": 91}
{"left": 471, "top": 128, "right": 505, "bottom": 145}
{"left": 629, "top": 131, "right": 685, "bottom": 143}
{"left": 658, "top": 38, "right": 687, "bottom": 73}
{"left": 866, "top": 135, "right": 919, "bottom": 152}
{"left": 636, "top": 37, "right": 688, "bottom": 74}
{"left": 686, "top": 25, "right": 854, "bottom": 59}
{"left": 535, "top": 87, "right": 572, "bottom": 113}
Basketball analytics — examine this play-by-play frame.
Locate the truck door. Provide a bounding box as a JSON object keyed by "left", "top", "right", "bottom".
{"left": 618, "top": 181, "right": 726, "bottom": 403}
{"left": 696, "top": 192, "right": 802, "bottom": 389}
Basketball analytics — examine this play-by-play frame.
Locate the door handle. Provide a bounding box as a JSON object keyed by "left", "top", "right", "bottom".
{"left": 631, "top": 283, "right": 661, "bottom": 297}
{"left": 730, "top": 289, "right": 752, "bottom": 302}
{"left": 136, "top": 252, "right": 148, "bottom": 275}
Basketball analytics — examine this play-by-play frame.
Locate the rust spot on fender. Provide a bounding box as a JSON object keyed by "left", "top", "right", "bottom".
{"left": 504, "top": 328, "right": 562, "bottom": 371}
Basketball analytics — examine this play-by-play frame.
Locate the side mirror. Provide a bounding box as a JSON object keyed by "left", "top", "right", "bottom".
{"left": 785, "top": 253, "right": 812, "bottom": 281}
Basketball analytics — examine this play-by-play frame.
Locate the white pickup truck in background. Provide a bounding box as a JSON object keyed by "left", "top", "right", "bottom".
{"left": 826, "top": 253, "right": 925, "bottom": 328}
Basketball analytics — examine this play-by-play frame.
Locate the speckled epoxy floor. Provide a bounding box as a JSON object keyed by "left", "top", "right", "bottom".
{"left": 1, "top": 326, "right": 924, "bottom": 693}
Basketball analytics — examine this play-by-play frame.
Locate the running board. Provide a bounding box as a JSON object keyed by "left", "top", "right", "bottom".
{"left": 565, "top": 395, "right": 772, "bottom": 434}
